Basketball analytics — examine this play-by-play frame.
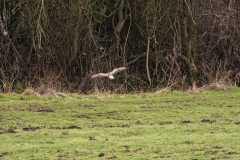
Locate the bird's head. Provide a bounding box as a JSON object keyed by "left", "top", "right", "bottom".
{"left": 109, "top": 75, "right": 115, "bottom": 79}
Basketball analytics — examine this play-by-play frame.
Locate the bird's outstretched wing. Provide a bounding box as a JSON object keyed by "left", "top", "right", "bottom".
{"left": 91, "top": 73, "right": 108, "bottom": 79}
{"left": 110, "top": 67, "right": 127, "bottom": 75}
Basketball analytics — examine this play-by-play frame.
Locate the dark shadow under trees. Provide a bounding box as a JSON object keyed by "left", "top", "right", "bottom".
{"left": 0, "top": 0, "right": 239, "bottom": 93}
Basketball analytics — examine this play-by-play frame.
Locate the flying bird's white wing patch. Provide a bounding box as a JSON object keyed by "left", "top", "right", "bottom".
{"left": 110, "top": 67, "right": 127, "bottom": 75}
{"left": 91, "top": 73, "right": 109, "bottom": 79}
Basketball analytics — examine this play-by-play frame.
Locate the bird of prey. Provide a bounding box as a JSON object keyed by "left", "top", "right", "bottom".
{"left": 91, "top": 67, "right": 127, "bottom": 79}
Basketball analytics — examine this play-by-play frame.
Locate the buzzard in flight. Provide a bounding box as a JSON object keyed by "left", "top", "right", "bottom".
{"left": 91, "top": 67, "right": 127, "bottom": 79}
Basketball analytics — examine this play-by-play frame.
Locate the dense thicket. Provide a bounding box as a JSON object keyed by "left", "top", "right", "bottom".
{"left": 0, "top": 0, "right": 239, "bottom": 93}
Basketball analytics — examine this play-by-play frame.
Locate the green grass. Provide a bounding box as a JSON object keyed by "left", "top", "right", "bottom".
{"left": 1, "top": 87, "right": 240, "bottom": 159}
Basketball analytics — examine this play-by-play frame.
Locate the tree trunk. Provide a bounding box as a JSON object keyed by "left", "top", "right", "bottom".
{"left": 69, "top": 0, "right": 83, "bottom": 65}
{"left": 181, "top": 0, "right": 198, "bottom": 89}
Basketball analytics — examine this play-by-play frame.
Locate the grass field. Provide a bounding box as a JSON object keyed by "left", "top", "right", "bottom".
{"left": 0, "top": 87, "right": 240, "bottom": 159}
